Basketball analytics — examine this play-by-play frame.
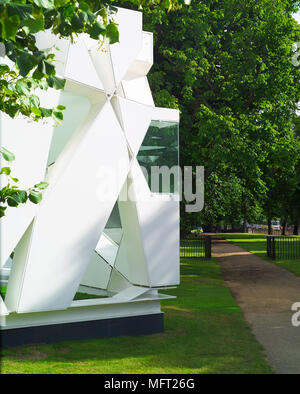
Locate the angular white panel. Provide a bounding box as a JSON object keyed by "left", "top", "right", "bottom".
{"left": 107, "top": 269, "right": 131, "bottom": 294}
{"left": 89, "top": 42, "right": 116, "bottom": 96}
{"left": 112, "top": 285, "right": 149, "bottom": 301}
{"left": 0, "top": 106, "right": 58, "bottom": 267}
{"left": 104, "top": 228, "right": 123, "bottom": 245}
{"left": 109, "top": 8, "right": 143, "bottom": 86}
{"left": 136, "top": 197, "right": 180, "bottom": 287}
{"left": 8, "top": 103, "right": 130, "bottom": 313}
{"left": 122, "top": 76, "right": 154, "bottom": 106}
{"left": 114, "top": 235, "right": 131, "bottom": 280}
{"left": 117, "top": 97, "right": 152, "bottom": 156}
{"left": 47, "top": 91, "right": 91, "bottom": 166}
{"left": 118, "top": 197, "right": 150, "bottom": 286}
{"left": 125, "top": 31, "right": 153, "bottom": 77}
{"left": 95, "top": 233, "right": 119, "bottom": 267}
{"left": 65, "top": 36, "right": 104, "bottom": 91}
{"left": 81, "top": 253, "right": 112, "bottom": 290}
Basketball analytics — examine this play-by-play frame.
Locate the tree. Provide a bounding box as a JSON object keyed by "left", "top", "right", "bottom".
{"left": 143, "top": 0, "right": 300, "bottom": 233}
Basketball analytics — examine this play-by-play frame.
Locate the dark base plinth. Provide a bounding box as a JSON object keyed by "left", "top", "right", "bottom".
{"left": 0, "top": 313, "right": 164, "bottom": 347}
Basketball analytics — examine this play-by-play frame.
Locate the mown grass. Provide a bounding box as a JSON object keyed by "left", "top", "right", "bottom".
{"left": 219, "top": 233, "right": 300, "bottom": 276}
{"left": 0, "top": 257, "right": 272, "bottom": 374}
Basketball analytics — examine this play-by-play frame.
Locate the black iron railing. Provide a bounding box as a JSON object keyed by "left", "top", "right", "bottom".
{"left": 267, "top": 236, "right": 300, "bottom": 260}
{"left": 180, "top": 236, "right": 211, "bottom": 259}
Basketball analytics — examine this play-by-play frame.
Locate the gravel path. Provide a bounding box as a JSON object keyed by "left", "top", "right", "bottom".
{"left": 212, "top": 238, "right": 300, "bottom": 374}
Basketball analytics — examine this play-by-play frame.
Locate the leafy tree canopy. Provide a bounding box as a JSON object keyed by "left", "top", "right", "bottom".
{"left": 143, "top": 0, "right": 300, "bottom": 233}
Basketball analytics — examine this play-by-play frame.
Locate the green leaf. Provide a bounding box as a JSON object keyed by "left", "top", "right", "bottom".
{"left": 47, "top": 75, "right": 66, "bottom": 90}
{"left": 16, "top": 54, "right": 37, "bottom": 76}
{"left": 1, "top": 14, "right": 20, "bottom": 40}
{"left": 29, "top": 189, "right": 42, "bottom": 204}
{"left": 32, "top": 0, "right": 55, "bottom": 9}
{"left": 40, "top": 107, "right": 52, "bottom": 117}
{"left": 7, "top": 190, "right": 28, "bottom": 206}
{"left": 7, "top": 194, "right": 19, "bottom": 207}
{"left": 31, "top": 106, "right": 41, "bottom": 116}
{"left": 71, "top": 14, "right": 84, "bottom": 30}
{"left": 22, "top": 13, "right": 44, "bottom": 34}
{"left": 0, "top": 147, "right": 15, "bottom": 162}
{"left": 0, "top": 206, "right": 7, "bottom": 218}
{"left": 52, "top": 110, "right": 63, "bottom": 122}
{"left": 7, "top": 3, "right": 33, "bottom": 20}
{"left": 57, "top": 104, "right": 66, "bottom": 110}
{"left": 34, "top": 181, "right": 48, "bottom": 190}
{"left": 54, "top": 0, "right": 71, "bottom": 6}
{"left": 29, "top": 95, "right": 40, "bottom": 108}
{"left": 106, "top": 22, "right": 119, "bottom": 44}
{"left": 90, "top": 21, "right": 106, "bottom": 40}
{"left": 10, "top": 177, "right": 19, "bottom": 183}
{"left": 16, "top": 190, "right": 28, "bottom": 203}
{"left": 38, "top": 60, "right": 55, "bottom": 75}
{"left": 15, "top": 80, "right": 30, "bottom": 95}
{"left": 32, "top": 67, "right": 44, "bottom": 80}
{"left": 0, "top": 167, "right": 11, "bottom": 175}
{"left": 0, "top": 65, "right": 10, "bottom": 75}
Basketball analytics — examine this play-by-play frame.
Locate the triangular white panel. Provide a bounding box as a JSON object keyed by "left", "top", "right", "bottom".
{"left": 110, "top": 95, "right": 124, "bottom": 129}
{"left": 65, "top": 37, "right": 104, "bottom": 91}
{"left": 81, "top": 253, "right": 112, "bottom": 290}
{"left": 112, "top": 285, "right": 149, "bottom": 301}
{"left": 118, "top": 187, "right": 150, "bottom": 287}
{"left": 0, "top": 101, "right": 59, "bottom": 267}
{"left": 89, "top": 43, "right": 116, "bottom": 96}
{"left": 125, "top": 31, "right": 153, "bottom": 77}
{"left": 114, "top": 235, "right": 131, "bottom": 280}
{"left": 47, "top": 91, "right": 91, "bottom": 166}
{"left": 118, "top": 97, "right": 152, "bottom": 157}
{"left": 107, "top": 269, "right": 131, "bottom": 294}
{"left": 95, "top": 233, "right": 119, "bottom": 267}
{"left": 104, "top": 228, "right": 123, "bottom": 245}
{"left": 109, "top": 8, "right": 143, "bottom": 86}
{"left": 122, "top": 76, "right": 154, "bottom": 106}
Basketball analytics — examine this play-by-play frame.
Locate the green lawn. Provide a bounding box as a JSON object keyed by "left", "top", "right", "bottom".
{"left": 219, "top": 233, "right": 300, "bottom": 276}
{"left": 0, "top": 257, "right": 272, "bottom": 374}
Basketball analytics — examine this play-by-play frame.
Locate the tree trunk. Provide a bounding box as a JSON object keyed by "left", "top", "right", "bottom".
{"left": 293, "top": 222, "right": 299, "bottom": 236}
{"left": 281, "top": 218, "right": 287, "bottom": 236}
{"left": 242, "top": 220, "right": 247, "bottom": 233}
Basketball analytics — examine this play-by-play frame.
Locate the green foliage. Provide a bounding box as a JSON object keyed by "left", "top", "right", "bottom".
{"left": 0, "top": 147, "right": 48, "bottom": 217}
{"left": 144, "top": 0, "right": 300, "bottom": 231}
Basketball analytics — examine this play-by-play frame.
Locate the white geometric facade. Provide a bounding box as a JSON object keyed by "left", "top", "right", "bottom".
{"left": 0, "top": 8, "right": 179, "bottom": 343}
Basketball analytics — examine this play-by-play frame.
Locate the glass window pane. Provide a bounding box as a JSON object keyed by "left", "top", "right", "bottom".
{"left": 137, "top": 120, "right": 179, "bottom": 194}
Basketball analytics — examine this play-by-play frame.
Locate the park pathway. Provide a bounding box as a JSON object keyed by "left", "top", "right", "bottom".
{"left": 212, "top": 238, "right": 300, "bottom": 374}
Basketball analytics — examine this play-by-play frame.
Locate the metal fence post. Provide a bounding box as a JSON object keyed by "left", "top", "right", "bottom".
{"left": 272, "top": 236, "right": 276, "bottom": 260}
{"left": 205, "top": 236, "right": 211, "bottom": 258}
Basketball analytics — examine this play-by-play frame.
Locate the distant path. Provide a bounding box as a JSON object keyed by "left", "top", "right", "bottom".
{"left": 212, "top": 237, "right": 300, "bottom": 374}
